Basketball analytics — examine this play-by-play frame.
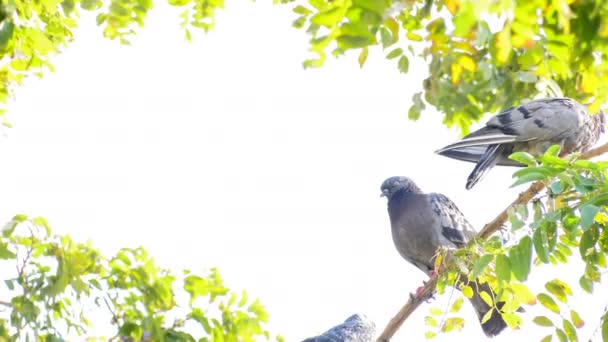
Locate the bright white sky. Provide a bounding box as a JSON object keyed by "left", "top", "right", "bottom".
{"left": 1, "top": 1, "right": 607, "bottom": 341}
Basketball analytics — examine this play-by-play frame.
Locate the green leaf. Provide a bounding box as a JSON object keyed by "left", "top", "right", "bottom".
{"left": 495, "top": 253, "right": 511, "bottom": 284}
{"left": 408, "top": 92, "right": 425, "bottom": 121}
{"left": 0, "top": 243, "right": 15, "bottom": 260}
{"left": 545, "top": 279, "right": 572, "bottom": 303}
{"left": 386, "top": 47, "right": 402, "bottom": 59}
{"left": 509, "top": 236, "right": 532, "bottom": 281}
{"left": 562, "top": 319, "right": 577, "bottom": 341}
{"left": 579, "top": 275, "right": 593, "bottom": 293}
{"left": 537, "top": 293, "right": 560, "bottom": 314}
{"left": 602, "top": 315, "right": 608, "bottom": 342}
{"left": 0, "top": 21, "right": 15, "bottom": 52}
{"left": 398, "top": 56, "right": 409, "bottom": 74}
{"left": 533, "top": 316, "right": 554, "bottom": 327}
{"left": 533, "top": 224, "right": 550, "bottom": 263}
{"left": 509, "top": 152, "right": 537, "bottom": 166}
{"left": 544, "top": 145, "right": 561, "bottom": 157}
{"left": 540, "top": 335, "right": 552, "bottom": 342}
{"left": 555, "top": 328, "right": 567, "bottom": 342}
{"left": 472, "top": 254, "right": 494, "bottom": 278}
{"left": 580, "top": 204, "right": 600, "bottom": 231}
{"left": 579, "top": 224, "right": 599, "bottom": 261}
{"left": 511, "top": 172, "right": 548, "bottom": 187}
{"left": 425, "top": 331, "right": 437, "bottom": 339}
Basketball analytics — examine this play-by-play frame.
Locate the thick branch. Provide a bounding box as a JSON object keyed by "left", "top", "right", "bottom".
{"left": 376, "top": 141, "right": 608, "bottom": 342}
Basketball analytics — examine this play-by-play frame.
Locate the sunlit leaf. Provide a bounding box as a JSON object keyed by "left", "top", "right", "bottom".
{"left": 533, "top": 316, "right": 554, "bottom": 327}
{"left": 538, "top": 293, "right": 560, "bottom": 314}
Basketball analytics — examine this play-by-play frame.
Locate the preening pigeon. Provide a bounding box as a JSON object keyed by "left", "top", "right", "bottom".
{"left": 380, "top": 176, "right": 509, "bottom": 337}
{"left": 435, "top": 97, "right": 605, "bottom": 189}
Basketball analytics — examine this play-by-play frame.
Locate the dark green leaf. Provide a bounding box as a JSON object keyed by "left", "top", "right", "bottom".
{"left": 0, "top": 21, "right": 15, "bottom": 52}
{"left": 495, "top": 253, "right": 510, "bottom": 284}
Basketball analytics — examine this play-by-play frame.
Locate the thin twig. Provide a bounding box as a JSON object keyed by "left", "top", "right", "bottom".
{"left": 376, "top": 141, "right": 608, "bottom": 341}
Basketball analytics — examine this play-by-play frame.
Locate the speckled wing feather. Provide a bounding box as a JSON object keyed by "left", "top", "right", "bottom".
{"left": 428, "top": 193, "right": 476, "bottom": 248}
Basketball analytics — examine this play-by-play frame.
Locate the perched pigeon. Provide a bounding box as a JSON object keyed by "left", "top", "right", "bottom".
{"left": 302, "top": 314, "right": 375, "bottom": 342}
{"left": 435, "top": 97, "right": 605, "bottom": 189}
{"left": 380, "top": 176, "right": 510, "bottom": 337}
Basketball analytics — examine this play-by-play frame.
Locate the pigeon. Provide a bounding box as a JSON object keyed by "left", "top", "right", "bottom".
{"left": 435, "top": 97, "right": 605, "bottom": 189}
{"left": 380, "top": 176, "right": 510, "bottom": 337}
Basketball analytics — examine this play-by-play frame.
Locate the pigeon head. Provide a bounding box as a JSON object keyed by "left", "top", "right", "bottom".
{"left": 380, "top": 176, "right": 422, "bottom": 200}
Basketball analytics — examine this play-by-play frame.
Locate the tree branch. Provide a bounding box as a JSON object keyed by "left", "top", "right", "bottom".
{"left": 376, "top": 141, "right": 608, "bottom": 342}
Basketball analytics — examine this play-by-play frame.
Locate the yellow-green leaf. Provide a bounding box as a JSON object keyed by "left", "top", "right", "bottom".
{"left": 570, "top": 310, "right": 584, "bottom": 328}
{"left": 537, "top": 293, "right": 560, "bottom": 314}
{"left": 480, "top": 291, "right": 493, "bottom": 307}
{"left": 358, "top": 47, "right": 368, "bottom": 67}
{"left": 502, "top": 312, "right": 523, "bottom": 329}
{"left": 533, "top": 316, "right": 554, "bottom": 327}
{"left": 562, "top": 319, "right": 577, "bottom": 341}
{"left": 450, "top": 297, "right": 463, "bottom": 313}
{"left": 462, "top": 285, "right": 473, "bottom": 299}
{"left": 510, "top": 283, "right": 536, "bottom": 305}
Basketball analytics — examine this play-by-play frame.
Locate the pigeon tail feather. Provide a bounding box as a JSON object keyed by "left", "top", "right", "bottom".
{"left": 465, "top": 144, "right": 506, "bottom": 190}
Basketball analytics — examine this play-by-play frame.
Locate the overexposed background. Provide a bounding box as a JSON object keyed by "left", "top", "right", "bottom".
{"left": 1, "top": 2, "right": 607, "bottom": 341}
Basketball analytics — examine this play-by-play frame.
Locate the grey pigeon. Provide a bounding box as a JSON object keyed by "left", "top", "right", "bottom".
{"left": 380, "top": 176, "right": 511, "bottom": 337}
{"left": 302, "top": 314, "right": 375, "bottom": 342}
{"left": 435, "top": 97, "right": 605, "bottom": 189}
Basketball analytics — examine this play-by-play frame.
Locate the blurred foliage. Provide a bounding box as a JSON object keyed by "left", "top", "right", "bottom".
{"left": 423, "top": 146, "right": 608, "bottom": 340}
{"left": 289, "top": 0, "right": 608, "bottom": 133}
{"left": 0, "top": 215, "right": 278, "bottom": 341}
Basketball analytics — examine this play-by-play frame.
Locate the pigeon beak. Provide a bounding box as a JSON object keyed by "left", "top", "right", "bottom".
{"left": 380, "top": 190, "right": 389, "bottom": 198}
